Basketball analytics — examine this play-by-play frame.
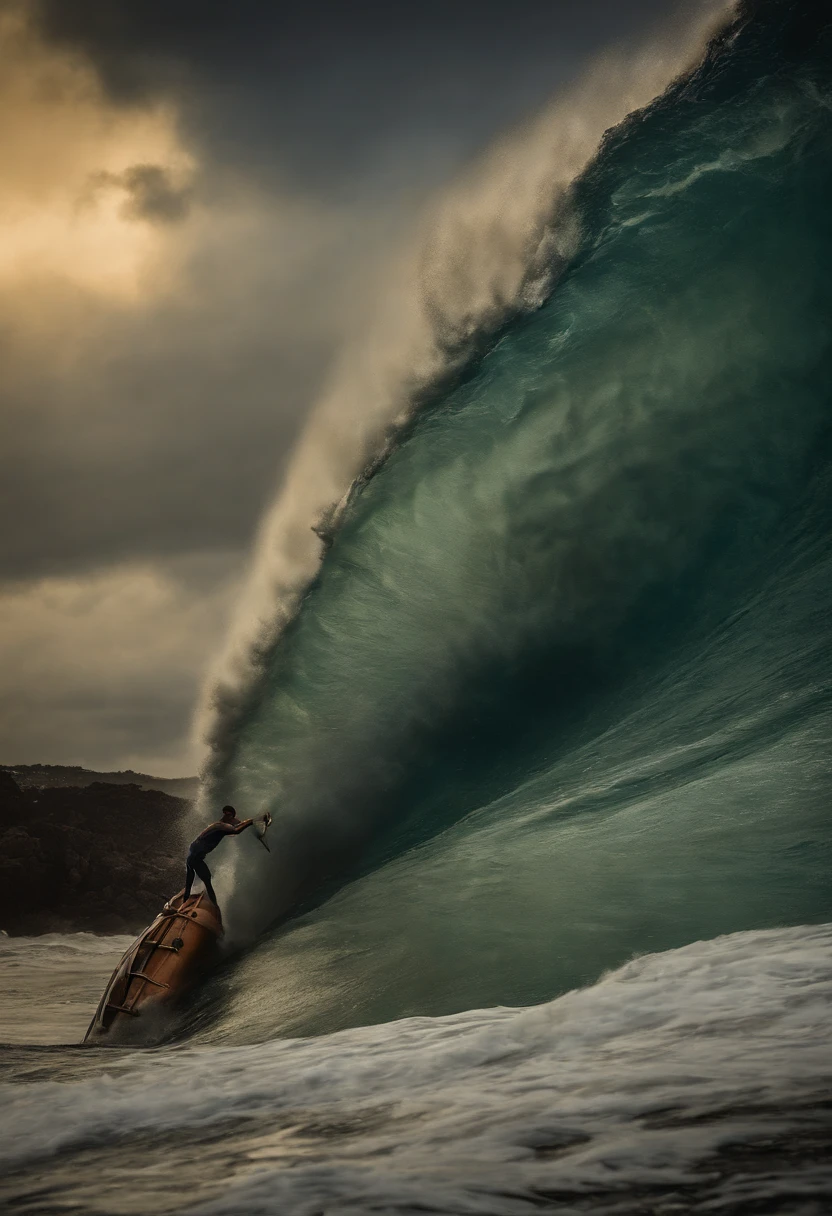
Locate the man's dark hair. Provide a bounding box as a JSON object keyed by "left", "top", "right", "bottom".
{"left": 221, "top": 805, "right": 236, "bottom": 817}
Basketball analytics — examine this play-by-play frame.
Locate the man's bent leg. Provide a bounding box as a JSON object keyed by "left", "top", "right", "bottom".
{"left": 183, "top": 861, "right": 196, "bottom": 900}
{"left": 193, "top": 857, "right": 219, "bottom": 908}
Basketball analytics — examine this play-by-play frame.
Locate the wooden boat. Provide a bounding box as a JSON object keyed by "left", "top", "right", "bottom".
{"left": 83, "top": 890, "right": 223, "bottom": 1043}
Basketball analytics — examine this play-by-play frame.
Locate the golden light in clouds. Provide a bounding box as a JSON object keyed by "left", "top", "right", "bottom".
{"left": 0, "top": 2, "right": 196, "bottom": 301}
{"left": 0, "top": 562, "right": 238, "bottom": 775}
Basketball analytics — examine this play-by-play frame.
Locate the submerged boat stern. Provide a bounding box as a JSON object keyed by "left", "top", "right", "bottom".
{"left": 84, "top": 891, "right": 223, "bottom": 1043}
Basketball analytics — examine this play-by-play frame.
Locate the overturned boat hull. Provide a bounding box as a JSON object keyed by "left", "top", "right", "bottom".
{"left": 84, "top": 891, "right": 222, "bottom": 1043}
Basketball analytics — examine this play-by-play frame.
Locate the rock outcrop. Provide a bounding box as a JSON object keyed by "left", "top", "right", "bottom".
{"left": 1, "top": 764, "right": 198, "bottom": 801}
{"left": 0, "top": 771, "right": 191, "bottom": 934}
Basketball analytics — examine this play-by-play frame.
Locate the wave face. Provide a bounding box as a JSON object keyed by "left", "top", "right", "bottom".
{"left": 194, "top": 0, "right": 832, "bottom": 1041}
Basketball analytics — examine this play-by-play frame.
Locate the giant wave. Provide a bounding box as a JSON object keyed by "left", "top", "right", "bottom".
{"left": 185, "top": 0, "right": 832, "bottom": 1043}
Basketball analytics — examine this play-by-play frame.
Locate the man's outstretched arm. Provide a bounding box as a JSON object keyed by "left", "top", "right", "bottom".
{"left": 230, "top": 818, "right": 255, "bottom": 834}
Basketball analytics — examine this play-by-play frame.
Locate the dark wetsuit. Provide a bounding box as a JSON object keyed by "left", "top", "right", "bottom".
{"left": 184, "top": 819, "right": 252, "bottom": 906}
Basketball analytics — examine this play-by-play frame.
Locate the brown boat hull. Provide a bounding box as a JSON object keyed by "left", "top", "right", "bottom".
{"left": 84, "top": 891, "right": 223, "bottom": 1043}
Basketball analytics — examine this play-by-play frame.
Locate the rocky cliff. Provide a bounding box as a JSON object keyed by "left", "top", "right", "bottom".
{"left": 0, "top": 771, "right": 191, "bottom": 934}
{"left": 1, "top": 764, "right": 198, "bottom": 801}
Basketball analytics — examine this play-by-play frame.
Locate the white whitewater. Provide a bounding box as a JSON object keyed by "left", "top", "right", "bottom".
{"left": 1, "top": 923, "right": 830, "bottom": 1214}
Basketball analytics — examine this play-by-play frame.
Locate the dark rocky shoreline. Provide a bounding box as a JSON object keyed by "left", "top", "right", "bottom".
{"left": 0, "top": 771, "right": 191, "bottom": 935}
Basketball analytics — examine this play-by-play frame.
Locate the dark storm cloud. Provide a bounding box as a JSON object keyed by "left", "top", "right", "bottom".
{"left": 7, "top": 0, "right": 695, "bottom": 587}
{"left": 33, "top": 0, "right": 677, "bottom": 191}
{"left": 0, "top": 325, "right": 319, "bottom": 579}
{"left": 0, "top": 193, "right": 392, "bottom": 580}
{"left": 99, "top": 163, "right": 193, "bottom": 224}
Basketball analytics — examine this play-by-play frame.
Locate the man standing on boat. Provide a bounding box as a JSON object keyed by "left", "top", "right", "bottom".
{"left": 180, "top": 805, "right": 255, "bottom": 910}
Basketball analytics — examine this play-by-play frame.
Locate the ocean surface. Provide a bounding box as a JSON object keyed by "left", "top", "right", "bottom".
{"left": 2, "top": 926, "right": 832, "bottom": 1212}
{"left": 3, "top": 1, "right": 832, "bottom": 1211}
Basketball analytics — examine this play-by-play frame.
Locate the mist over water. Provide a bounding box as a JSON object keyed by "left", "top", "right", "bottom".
{"left": 180, "top": 0, "right": 832, "bottom": 1042}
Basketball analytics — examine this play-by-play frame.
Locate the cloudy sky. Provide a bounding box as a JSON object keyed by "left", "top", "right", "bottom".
{"left": 1, "top": 0, "right": 681, "bottom": 777}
